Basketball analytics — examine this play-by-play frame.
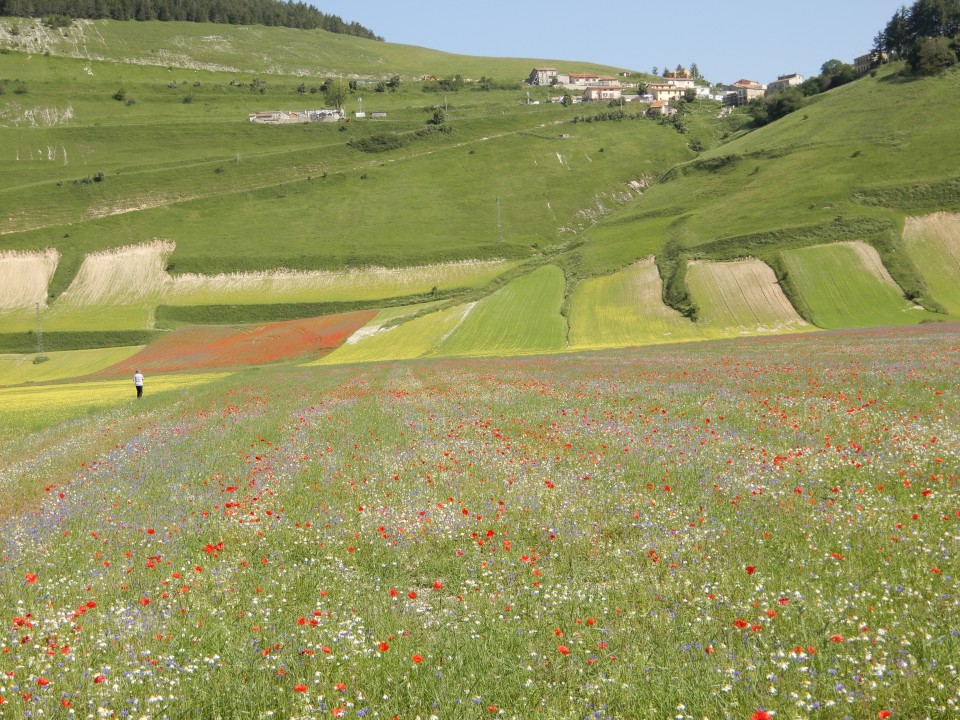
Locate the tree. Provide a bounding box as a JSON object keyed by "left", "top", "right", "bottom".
{"left": 690, "top": 62, "right": 700, "bottom": 80}
{"left": 386, "top": 74, "right": 401, "bottom": 91}
{"left": 911, "top": 34, "right": 959, "bottom": 72}
{"left": 878, "top": 0, "right": 960, "bottom": 65}
{"left": 324, "top": 78, "right": 349, "bottom": 112}
{"left": 819, "top": 59, "right": 857, "bottom": 90}
{"left": 428, "top": 106, "right": 446, "bottom": 126}
{"left": 748, "top": 87, "right": 806, "bottom": 127}
{"left": 652, "top": 66, "right": 659, "bottom": 76}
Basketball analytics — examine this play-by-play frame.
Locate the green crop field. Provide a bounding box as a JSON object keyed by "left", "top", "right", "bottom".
{"left": 0, "top": 346, "right": 142, "bottom": 386}
{"left": 0, "top": 370, "right": 228, "bottom": 432}
{"left": 317, "top": 302, "right": 469, "bottom": 365}
{"left": 568, "top": 259, "right": 710, "bottom": 349}
{"left": 431, "top": 264, "right": 567, "bottom": 357}
{"left": 779, "top": 242, "right": 945, "bottom": 328}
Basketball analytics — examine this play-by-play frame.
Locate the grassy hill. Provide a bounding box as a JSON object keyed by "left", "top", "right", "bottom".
{"left": 2, "top": 18, "right": 960, "bottom": 384}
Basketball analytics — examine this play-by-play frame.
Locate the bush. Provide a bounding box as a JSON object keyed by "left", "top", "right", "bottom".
{"left": 112, "top": 88, "right": 126, "bottom": 101}
{"left": 350, "top": 133, "right": 409, "bottom": 153}
{"left": 42, "top": 14, "right": 73, "bottom": 28}
{"left": 909, "top": 35, "right": 959, "bottom": 73}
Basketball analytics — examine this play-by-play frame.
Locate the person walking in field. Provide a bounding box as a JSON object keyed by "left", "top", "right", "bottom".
{"left": 133, "top": 369, "right": 144, "bottom": 398}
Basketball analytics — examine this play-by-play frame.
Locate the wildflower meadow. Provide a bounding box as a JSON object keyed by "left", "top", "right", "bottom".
{"left": 1, "top": 325, "right": 958, "bottom": 720}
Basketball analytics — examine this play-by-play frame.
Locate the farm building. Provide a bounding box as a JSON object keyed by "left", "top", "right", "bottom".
{"left": 248, "top": 109, "right": 343, "bottom": 123}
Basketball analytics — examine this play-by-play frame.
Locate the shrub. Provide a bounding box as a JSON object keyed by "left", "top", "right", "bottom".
{"left": 350, "top": 133, "right": 409, "bottom": 153}
{"left": 42, "top": 14, "right": 73, "bottom": 28}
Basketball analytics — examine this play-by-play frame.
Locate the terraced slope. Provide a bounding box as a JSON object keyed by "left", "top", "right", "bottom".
{"left": 686, "top": 259, "right": 810, "bottom": 335}
{"left": 430, "top": 265, "right": 567, "bottom": 357}
{"left": 902, "top": 213, "right": 960, "bottom": 315}
{"left": 780, "top": 242, "right": 943, "bottom": 328}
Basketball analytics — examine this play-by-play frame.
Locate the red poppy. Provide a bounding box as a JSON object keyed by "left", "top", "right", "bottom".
{"left": 877, "top": 711, "right": 892, "bottom": 719}
{"left": 433, "top": 581, "right": 443, "bottom": 589}
{"left": 378, "top": 641, "right": 390, "bottom": 652}
{"left": 36, "top": 677, "right": 49, "bottom": 687}
{"left": 25, "top": 573, "right": 38, "bottom": 584}
{"left": 745, "top": 565, "right": 756, "bottom": 575}
{"left": 733, "top": 619, "right": 748, "bottom": 629}
{"left": 829, "top": 634, "right": 844, "bottom": 643}
{"left": 557, "top": 645, "right": 570, "bottom": 655}
{"left": 751, "top": 711, "right": 772, "bottom": 720}
{"left": 93, "top": 675, "right": 105, "bottom": 684}
{"left": 412, "top": 654, "right": 423, "bottom": 663}
{"left": 294, "top": 684, "right": 308, "bottom": 692}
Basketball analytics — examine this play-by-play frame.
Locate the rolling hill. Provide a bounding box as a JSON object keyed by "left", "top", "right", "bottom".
{"left": 2, "top": 17, "right": 960, "bottom": 385}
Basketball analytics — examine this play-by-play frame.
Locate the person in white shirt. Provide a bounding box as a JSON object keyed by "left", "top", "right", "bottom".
{"left": 133, "top": 370, "right": 144, "bottom": 398}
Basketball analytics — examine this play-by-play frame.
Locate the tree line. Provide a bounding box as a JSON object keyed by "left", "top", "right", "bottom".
{"left": 0, "top": 0, "right": 382, "bottom": 39}
{"left": 876, "top": 0, "right": 960, "bottom": 73}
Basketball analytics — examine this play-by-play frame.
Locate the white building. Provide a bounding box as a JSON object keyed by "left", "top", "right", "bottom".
{"left": 766, "top": 73, "right": 804, "bottom": 94}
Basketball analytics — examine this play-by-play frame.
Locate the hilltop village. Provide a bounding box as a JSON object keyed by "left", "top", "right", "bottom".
{"left": 249, "top": 51, "right": 881, "bottom": 124}
{"left": 525, "top": 51, "right": 879, "bottom": 112}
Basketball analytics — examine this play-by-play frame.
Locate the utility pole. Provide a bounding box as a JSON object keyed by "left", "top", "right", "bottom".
{"left": 35, "top": 302, "right": 47, "bottom": 361}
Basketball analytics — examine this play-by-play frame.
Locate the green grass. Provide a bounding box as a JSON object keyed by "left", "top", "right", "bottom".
{"left": 316, "top": 303, "right": 472, "bottom": 365}
{"left": 0, "top": 346, "right": 142, "bottom": 386}
{"left": 431, "top": 264, "right": 567, "bottom": 357}
{"left": 780, "top": 242, "right": 946, "bottom": 328}
{"left": 0, "top": 50, "right": 687, "bottom": 289}
{"left": 0, "top": 371, "right": 228, "bottom": 432}
{"left": 0, "top": 329, "right": 163, "bottom": 353}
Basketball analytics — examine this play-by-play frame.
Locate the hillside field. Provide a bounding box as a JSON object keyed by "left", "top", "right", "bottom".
{"left": 3, "top": 20, "right": 960, "bottom": 378}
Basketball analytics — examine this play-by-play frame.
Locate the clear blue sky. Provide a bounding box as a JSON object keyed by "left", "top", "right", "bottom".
{"left": 311, "top": 0, "right": 902, "bottom": 84}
